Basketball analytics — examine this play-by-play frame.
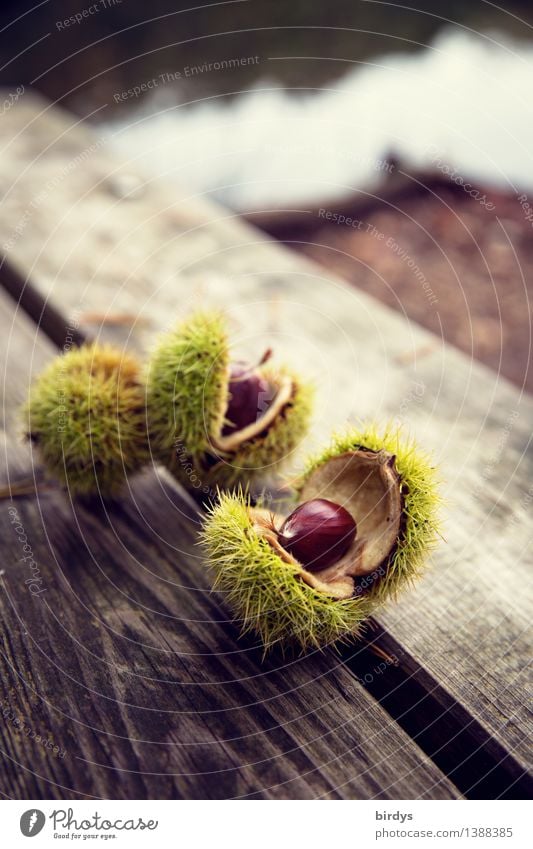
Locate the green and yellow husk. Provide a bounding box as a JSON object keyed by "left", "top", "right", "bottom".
{"left": 301, "top": 425, "right": 441, "bottom": 603}
{"left": 201, "top": 490, "right": 375, "bottom": 653}
{"left": 202, "top": 425, "right": 441, "bottom": 652}
{"left": 24, "top": 344, "right": 149, "bottom": 497}
{"left": 146, "top": 311, "right": 229, "bottom": 467}
{"left": 146, "top": 311, "right": 314, "bottom": 492}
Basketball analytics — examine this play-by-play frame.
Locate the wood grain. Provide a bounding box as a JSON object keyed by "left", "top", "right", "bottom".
{"left": 0, "top": 289, "right": 459, "bottom": 799}
{"left": 0, "top": 91, "right": 531, "bottom": 796}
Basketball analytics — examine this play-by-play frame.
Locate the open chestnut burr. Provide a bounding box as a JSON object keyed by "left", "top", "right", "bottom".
{"left": 146, "top": 311, "right": 313, "bottom": 492}
{"left": 202, "top": 426, "right": 440, "bottom": 652}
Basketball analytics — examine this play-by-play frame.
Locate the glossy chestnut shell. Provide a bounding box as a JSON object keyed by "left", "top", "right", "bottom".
{"left": 222, "top": 361, "right": 273, "bottom": 435}
{"left": 277, "top": 498, "right": 357, "bottom": 572}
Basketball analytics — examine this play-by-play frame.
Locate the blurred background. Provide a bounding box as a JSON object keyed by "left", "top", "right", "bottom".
{"left": 1, "top": 0, "right": 532, "bottom": 389}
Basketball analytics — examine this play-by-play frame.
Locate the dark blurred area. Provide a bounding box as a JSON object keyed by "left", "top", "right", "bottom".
{"left": 2, "top": 0, "right": 533, "bottom": 118}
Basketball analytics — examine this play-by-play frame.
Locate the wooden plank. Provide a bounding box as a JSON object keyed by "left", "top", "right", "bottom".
{"left": 1, "top": 92, "right": 531, "bottom": 789}
{"left": 0, "top": 287, "right": 57, "bottom": 482}
{"left": 0, "top": 288, "right": 459, "bottom": 799}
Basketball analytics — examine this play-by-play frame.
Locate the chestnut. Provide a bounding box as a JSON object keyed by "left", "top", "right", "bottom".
{"left": 277, "top": 498, "right": 357, "bottom": 572}
{"left": 202, "top": 425, "right": 441, "bottom": 652}
{"left": 222, "top": 351, "right": 273, "bottom": 435}
{"left": 146, "top": 311, "right": 313, "bottom": 491}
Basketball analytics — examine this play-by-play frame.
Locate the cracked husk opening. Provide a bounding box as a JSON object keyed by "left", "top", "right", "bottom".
{"left": 212, "top": 370, "right": 294, "bottom": 454}
{"left": 253, "top": 449, "right": 402, "bottom": 600}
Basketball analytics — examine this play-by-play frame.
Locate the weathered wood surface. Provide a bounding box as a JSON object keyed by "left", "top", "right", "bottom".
{"left": 0, "top": 289, "right": 460, "bottom": 799}
{"left": 0, "top": 92, "right": 531, "bottom": 797}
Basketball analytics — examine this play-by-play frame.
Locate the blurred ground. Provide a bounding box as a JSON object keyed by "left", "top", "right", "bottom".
{"left": 277, "top": 184, "right": 532, "bottom": 393}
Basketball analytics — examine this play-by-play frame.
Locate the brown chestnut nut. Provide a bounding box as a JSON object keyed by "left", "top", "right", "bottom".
{"left": 222, "top": 356, "right": 273, "bottom": 435}
{"left": 277, "top": 498, "right": 357, "bottom": 572}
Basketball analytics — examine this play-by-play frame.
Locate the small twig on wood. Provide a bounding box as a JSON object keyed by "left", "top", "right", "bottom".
{"left": 0, "top": 478, "right": 55, "bottom": 499}
{"left": 78, "top": 312, "right": 152, "bottom": 328}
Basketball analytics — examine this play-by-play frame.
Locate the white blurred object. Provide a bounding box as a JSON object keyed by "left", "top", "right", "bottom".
{"left": 105, "top": 29, "right": 533, "bottom": 210}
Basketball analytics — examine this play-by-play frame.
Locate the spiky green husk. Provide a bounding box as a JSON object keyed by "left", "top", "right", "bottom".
{"left": 146, "top": 311, "right": 314, "bottom": 492}
{"left": 202, "top": 426, "right": 440, "bottom": 652}
{"left": 25, "top": 344, "right": 149, "bottom": 497}
{"left": 146, "top": 311, "right": 229, "bottom": 468}
{"left": 301, "top": 424, "right": 441, "bottom": 602}
{"left": 202, "top": 491, "right": 374, "bottom": 652}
